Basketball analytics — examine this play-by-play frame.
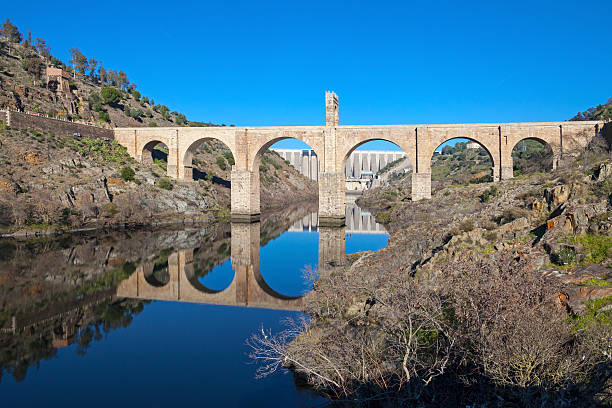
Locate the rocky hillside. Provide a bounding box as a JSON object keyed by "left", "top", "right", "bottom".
{"left": 0, "top": 33, "right": 204, "bottom": 128}
{"left": 0, "top": 125, "right": 316, "bottom": 237}
{"left": 251, "top": 132, "right": 612, "bottom": 406}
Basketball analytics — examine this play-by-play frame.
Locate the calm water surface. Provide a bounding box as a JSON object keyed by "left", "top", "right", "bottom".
{"left": 0, "top": 205, "right": 387, "bottom": 407}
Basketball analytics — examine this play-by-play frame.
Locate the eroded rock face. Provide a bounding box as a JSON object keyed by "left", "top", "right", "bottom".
{"left": 594, "top": 162, "right": 612, "bottom": 181}
{"left": 545, "top": 184, "right": 570, "bottom": 208}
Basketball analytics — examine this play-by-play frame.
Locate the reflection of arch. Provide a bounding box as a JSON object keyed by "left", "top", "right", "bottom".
{"left": 184, "top": 258, "right": 233, "bottom": 294}
{"left": 183, "top": 138, "right": 237, "bottom": 181}
{"left": 143, "top": 261, "right": 170, "bottom": 287}
{"left": 115, "top": 226, "right": 306, "bottom": 310}
{"left": 141, "top": 140, "right": 168, "bottom": 166}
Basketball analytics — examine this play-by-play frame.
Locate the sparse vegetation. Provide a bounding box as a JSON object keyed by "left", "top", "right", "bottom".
{"left": 157, "top": 177, "right": 172, "bottom": 190}
{"left": 120, "top": 166, "right": 136, "bottom": 182}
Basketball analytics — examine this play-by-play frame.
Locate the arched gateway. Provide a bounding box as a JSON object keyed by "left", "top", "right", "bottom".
{"left": 114, "top": 92, "right": 606, "bottom": 226}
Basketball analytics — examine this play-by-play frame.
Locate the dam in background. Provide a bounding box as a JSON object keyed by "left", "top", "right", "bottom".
{"left": 271, "top": 148, "right": 409, "bottom": 191}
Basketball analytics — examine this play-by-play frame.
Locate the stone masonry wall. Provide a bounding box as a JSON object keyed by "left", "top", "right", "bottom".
{"left": 5, "top": 111, "right": 114, "bottom": 140}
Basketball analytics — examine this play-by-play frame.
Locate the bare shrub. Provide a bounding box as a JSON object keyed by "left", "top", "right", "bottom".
{"left": 249, "top": 253, "right": 611, "bottom": 406}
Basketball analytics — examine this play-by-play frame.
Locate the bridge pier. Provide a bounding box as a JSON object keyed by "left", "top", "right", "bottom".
{"left": 411, "top": 171, "right": 432, "bottom": 200}
{"left": 230, "top": 169, "right": 260, "bottom": 222}
{"left": 318, "top": 171, "right": 346, "bottom": 226}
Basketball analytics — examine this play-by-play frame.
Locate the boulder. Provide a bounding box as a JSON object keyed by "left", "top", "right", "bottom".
{"left": 544, "top": 185, "right": 570, "bottom": 208}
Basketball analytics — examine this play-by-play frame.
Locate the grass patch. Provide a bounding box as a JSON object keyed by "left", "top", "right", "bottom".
{"left": 569, "top": 234, "right": 612, "bottom": 264}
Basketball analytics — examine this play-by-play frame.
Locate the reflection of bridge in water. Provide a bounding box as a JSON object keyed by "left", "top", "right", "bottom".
{"left": 288, "top": 204, "right": 388, "bottom": 234}
{"left": 116, "top": 223, "right": 348, "bottom": 311}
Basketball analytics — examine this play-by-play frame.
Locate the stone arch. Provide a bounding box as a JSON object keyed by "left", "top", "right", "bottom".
{"left": 342, "top": 138, "right": 413, "bottom": 181}
{"left": 141, "top": 140, "right": 168, "bottom": 166}
{"left": 240, "top": 135, "right": 322, "bottom": 221}
{"left": 251, "top": 136, "right": 324, "bottom": 174}
{"left": 510, "top": 137, "right": 557, "bottom": 172}
{"left": 429, "top": 137, "right": 498, "bottom": 184}
{"left": 182, "top": 137, "right": 237, "bottom": 181}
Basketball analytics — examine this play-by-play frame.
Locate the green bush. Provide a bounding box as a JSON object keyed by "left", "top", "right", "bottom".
{"left": 222, "top": 151, "right": 235, "bottom": 165}
{"left": 129, "top": 89, "right": 141, "bottom": 101}
{"left": 120, "top": 166, "right": 136, "bottom": 182}
{"left": 480, "top": 185, "right": 498, "bottom": 203}
{"left": 216, "top": 156, "right": 227, "bottom": 170}
{"left": 99, "top": 111, "right": 110, "bottom": 123}
{"left": 570, "top": 234, "right": 612, "bottom": 264}
{"left": 100, "top": 86, "right": 122, "bottom": 105}
{"left": 157, "top": 177, "right": 172, "bottom": 190}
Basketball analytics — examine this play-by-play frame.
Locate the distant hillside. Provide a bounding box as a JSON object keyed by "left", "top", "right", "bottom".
{"left": 571, "top": 97, "right": 612, "bottom": 121}
{"left": 0, "top": 19, "right": 219, "bottom": 128}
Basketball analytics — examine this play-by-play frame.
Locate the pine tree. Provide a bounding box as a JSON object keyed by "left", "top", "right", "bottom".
{"left": 99, "top": 63, "right": 107, "bottom": 83}
{"left": 68, "top": 47, "right": 88, "bottom": 75}
{"left": 88, "top": 58, "right": 98, "bottom": 78}
{"left": 34, "top": 38, "right": 51, "bottom": 60}
{"left": 1, "top": 19, "right": 22, "bottom": 43}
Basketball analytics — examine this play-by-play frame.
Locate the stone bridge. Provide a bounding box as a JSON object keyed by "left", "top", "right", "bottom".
{"left": 114, "top": 92, "right": 605, "bottom": 225}
{"left": 116, "top": 222, "right": 347, "bottom": 310}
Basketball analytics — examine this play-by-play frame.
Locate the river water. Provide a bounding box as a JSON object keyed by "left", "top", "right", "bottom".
{"left": 0, "top": 204, "right": 388, "bottom": 407}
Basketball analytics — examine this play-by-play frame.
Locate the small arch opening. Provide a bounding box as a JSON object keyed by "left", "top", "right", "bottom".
{"left": 142, "top": 140, "right": 169, "bottom": 172}
{"left": 431, "top": 138, "right": 494, "bottom": 191}
{"left": 183, "top": 138, "right": 234, "bottom": 186}
{"left": 511, "top": 138, "right": 554, "bottom": 176}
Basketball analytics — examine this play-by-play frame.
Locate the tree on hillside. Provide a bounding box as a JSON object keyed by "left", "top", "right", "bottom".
{"left": 22, "top": 57, "right": 44, "bottom": 78}
{"left": 69, "top": 47, "right": 88, "bottom": 75}
{"left": 1, "top": 19, "right": 22, "bottom": 43}
{"left": 34, "top": 38, "right": 51, "bottom": 60}
{"left": 100, "top": 86, "right": 122, "bottom": 105}
{"left": 88, "top": 58, "right": 98, "bottom": 79}
{"left": 99, "top": 64, "right": 107, "bottom": 83}
{"left": 570, "top": 97, "right": 612, "bottom": 121}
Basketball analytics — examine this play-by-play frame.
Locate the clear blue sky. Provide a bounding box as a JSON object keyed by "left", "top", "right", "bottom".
{"left": 3, "top": 0, "right": 610, "bottom": 151}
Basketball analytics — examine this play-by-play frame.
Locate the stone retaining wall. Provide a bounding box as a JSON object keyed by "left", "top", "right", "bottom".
{"left": 3, "top": 110, "right": 114, "bottom": 140}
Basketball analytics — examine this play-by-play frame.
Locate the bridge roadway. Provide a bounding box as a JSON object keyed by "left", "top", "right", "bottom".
{"left": 114, "top": 92, "right": 606, "bottom": 226}
{"left": 116, "top": 223, "right": 347, "bottom": 311}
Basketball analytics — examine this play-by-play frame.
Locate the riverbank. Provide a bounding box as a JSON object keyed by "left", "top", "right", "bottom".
{"left": 255, "top": 143, "right": 612, "bottom": 406}
{"left": 0, "top": 125, "right": 317, "bottom": 237}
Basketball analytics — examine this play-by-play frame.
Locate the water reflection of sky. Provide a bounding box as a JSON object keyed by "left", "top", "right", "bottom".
{"left": 1, "top": 211, "right": 389, "bottom": 407}
{"left": 198, "top": 260, "right": 235, "bottom": 292}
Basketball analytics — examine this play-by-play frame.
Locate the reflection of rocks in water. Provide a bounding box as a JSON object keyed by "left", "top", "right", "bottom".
{"left": 0, "top": 201, "right": 320, "bottom": 383}
{"left": 0, "top": 296, "right": 147, "bottom": 383}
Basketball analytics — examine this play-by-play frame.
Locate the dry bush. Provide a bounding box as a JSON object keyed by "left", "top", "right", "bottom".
{"left": 249, "top": 252, "right": 611, "bottom": 406}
